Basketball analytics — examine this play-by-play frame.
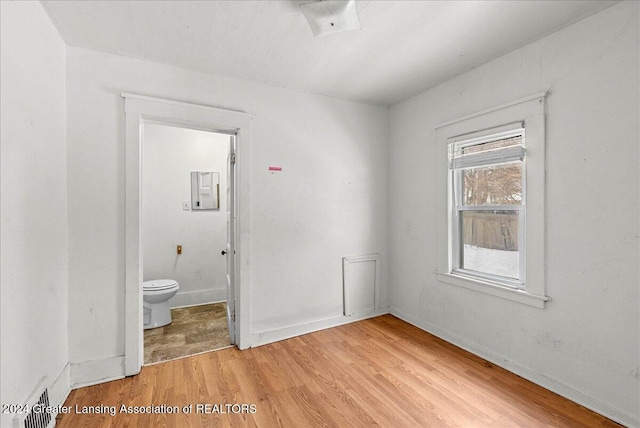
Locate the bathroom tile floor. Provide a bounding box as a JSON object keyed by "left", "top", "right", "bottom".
{"left": 143, "top": 302, "right": 231, "bottom": 364}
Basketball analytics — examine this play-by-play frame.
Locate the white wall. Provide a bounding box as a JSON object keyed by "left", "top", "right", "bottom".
{"left": 388, "top": 2, "right": 639, "bottom": 426}
{"left": 66, "top": 46, "right": 389, "bottom": 368}
{"left": 143, "top": 123, "right": 229, "bottom": 307}
{"left": 0, "top": 1, "right": 69, "bottom": 426}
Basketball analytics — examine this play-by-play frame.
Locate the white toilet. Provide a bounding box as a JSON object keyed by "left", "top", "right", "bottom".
{"left": 143, "top": 279, "right": 180, "bottom": 329}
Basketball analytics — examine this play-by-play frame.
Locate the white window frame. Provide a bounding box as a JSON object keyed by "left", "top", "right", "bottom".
{"left": 450, "top": 127, "right": 526, "bottom": 288}
{"left": 435, "top": 92, "right": 550, "bottom": 308}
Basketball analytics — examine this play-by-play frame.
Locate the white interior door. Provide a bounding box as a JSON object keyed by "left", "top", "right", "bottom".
{"left": 225, "top": 135, "right": 236, "bottom": 344}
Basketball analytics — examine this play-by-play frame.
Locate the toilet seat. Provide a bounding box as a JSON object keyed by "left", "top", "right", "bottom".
{"left": 143, "top": 279, "right": 178, "bottom": 291}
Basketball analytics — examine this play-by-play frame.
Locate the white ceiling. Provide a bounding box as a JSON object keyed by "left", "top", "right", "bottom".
{"left": 41, "top": 0, "right": 615, "bottom": 106}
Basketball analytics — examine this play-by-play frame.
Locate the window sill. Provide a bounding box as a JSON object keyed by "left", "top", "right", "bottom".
{"left": 436, "top": 272, "right": 549, "bottom": 309}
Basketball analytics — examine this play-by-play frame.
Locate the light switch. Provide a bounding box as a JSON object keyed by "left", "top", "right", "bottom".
{"left": 182, "top": 201, "right": 190, "bottom": 211}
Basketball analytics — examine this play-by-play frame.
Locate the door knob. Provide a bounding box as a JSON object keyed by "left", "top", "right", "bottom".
{"left": 221, "top": 250, "right": 227, "bottom": 255}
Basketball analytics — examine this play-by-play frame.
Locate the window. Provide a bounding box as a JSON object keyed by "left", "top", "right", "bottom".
{"left": 435, "top": 92, "right": 549, "bottom": 308}
{"left": 450, "top": 128, "right": 525, "bottom": 288}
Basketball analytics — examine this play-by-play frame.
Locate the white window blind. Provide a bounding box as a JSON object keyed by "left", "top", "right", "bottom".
{"left": 450, "top": 126, "right": 525, "bottom": 170}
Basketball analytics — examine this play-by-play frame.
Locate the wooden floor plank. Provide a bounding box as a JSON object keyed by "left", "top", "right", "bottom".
{"left": 56, "top": 315, "right": 622, "bottom": 428}
{"left": 310, "top": 378, "right": 381, "bottom": 428}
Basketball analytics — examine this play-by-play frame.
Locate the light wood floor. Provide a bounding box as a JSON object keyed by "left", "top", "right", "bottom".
{"left": 57, "top": 315, "right": 620, "bottom": 427}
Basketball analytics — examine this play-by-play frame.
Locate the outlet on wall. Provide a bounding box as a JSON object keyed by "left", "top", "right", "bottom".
{"left": 182, "top": 201, "right": 190, "bottom": 211}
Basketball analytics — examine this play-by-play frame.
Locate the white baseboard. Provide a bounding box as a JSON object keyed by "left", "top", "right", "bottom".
{"left": 250, "top": 306, "right": 391, "bottom": 348}
{"left": 50, "top": 363, "right": 71, "bottom": 417}
{"left": 390, "top": 306, "right": 638, "bottom": 428}
{"left": 70, "top": 356, "right": 125, "bottom": 389}
{"left": 170, "top": 288, "right": 226, "bottom": 309}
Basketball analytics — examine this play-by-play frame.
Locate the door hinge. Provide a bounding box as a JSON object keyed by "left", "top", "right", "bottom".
{"left": 230, "top": 152, "right": 236, "bottom": 165}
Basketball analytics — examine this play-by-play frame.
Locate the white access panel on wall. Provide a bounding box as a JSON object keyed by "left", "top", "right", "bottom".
{"left": 342, "top": 254, "right": 379, "bottom": 316}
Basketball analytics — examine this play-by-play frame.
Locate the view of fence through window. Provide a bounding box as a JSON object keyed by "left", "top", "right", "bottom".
{"left": 461, "top": 211, "right": 519, "bottom": 279}
{"left": 455, "top": 135, "right": 523, "bottom": 280}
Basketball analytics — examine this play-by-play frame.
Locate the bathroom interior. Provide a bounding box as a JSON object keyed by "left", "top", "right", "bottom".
{"left": 141, "top": 122, "right": 231, "bottom": 364}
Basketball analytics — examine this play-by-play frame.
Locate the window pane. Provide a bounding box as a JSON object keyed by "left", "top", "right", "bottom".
{"left": 460, "top": 210, "right": 519, "bottom": 279}
{"left": 462, "top": 163, "right": 521, "bottom": 205}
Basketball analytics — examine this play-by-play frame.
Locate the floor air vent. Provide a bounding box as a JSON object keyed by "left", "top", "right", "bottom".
{"left": 13, "top": 377, "right": 53, "bottom": 428}
{"left": 23, "top": 389, "right": 51, "bottom": 428}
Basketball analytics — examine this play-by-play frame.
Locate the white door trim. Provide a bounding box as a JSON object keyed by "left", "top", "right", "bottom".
{"left": 123, "top": 93, "right": 253, "bottom": 376}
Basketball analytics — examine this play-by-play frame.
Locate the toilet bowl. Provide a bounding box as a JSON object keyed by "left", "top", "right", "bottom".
{"left": 143, "top": 279, "right": 180, "bottom": 329}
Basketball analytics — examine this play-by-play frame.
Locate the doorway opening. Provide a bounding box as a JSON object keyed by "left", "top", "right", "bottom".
{"left": 123, "top": 93, "right": 251, "bottom": 376}
{"left": 141, "top": 123, "right": 236, "bottom": 364}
